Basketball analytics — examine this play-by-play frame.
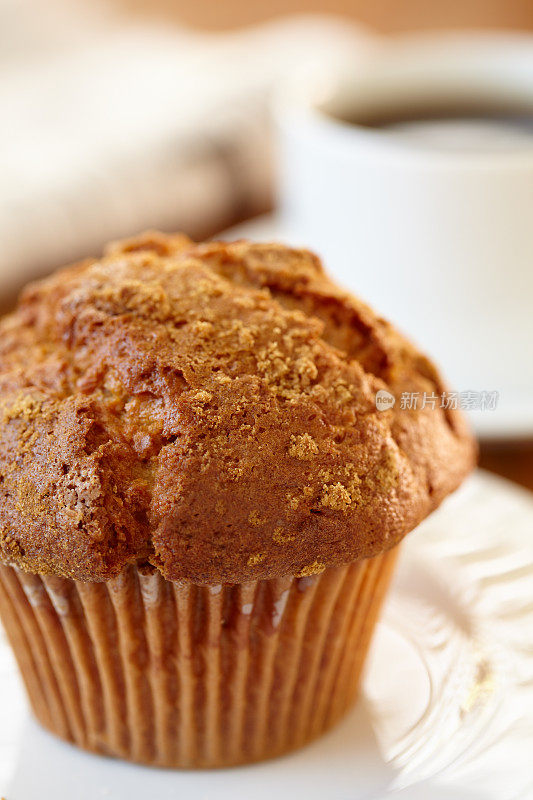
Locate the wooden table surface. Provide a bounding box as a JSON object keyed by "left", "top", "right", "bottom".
{"left": 479, "top": 439, "right": 533, "bottom": 492}
{"left": 116, "top": 0, "right": 533, "bottom": 34}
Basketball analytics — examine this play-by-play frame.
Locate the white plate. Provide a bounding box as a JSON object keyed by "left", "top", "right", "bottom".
{"left": 222, "top": 214, "right": 533, "bottom": 440}
{"left": 1, "top": 469, "right": 532, "bottom": 799}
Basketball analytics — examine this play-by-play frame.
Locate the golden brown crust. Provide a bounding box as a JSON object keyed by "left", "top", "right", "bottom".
{"left": 0, "top": 232, "right": 476, "bottom": 583}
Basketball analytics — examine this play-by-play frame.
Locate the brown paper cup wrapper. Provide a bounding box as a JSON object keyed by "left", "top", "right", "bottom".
{"left": 0, "top": 547, "right": 398, "bottom": 768}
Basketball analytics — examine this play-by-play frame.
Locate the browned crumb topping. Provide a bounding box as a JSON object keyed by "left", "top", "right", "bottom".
{"left": 296, "top": 561, "right": 326, "bottom": 577}
{"left": 247, "top": 553, "right": 266, "bottom": 567}
{"left": 288, "top": 433, "right": 319, "bottom": 460}
{"left": 320, "top": 482, "right": 353, "bottom": 511}
{"left": 272, "top": 527, "right": 296, "bottom": 544}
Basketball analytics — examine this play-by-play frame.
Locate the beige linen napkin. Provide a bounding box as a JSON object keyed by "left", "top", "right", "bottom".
{"left": 0, "top": 0, "right": 369, "bottom": 304}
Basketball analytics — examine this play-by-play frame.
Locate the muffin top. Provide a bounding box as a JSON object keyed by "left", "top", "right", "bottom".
{"left": 0, "top": 233, "right": 476, "bottom": 583}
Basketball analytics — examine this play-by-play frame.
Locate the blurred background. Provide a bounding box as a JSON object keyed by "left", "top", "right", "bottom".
{"left": 120, "top": 0, "right": 533, "bottom": 31}
{"left": 1, "top": 0, "right": 532, "bottom": 488}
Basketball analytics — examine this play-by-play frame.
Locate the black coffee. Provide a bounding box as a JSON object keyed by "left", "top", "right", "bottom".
{"left": 333, "top": 102, "right": 533, "bottom": 134}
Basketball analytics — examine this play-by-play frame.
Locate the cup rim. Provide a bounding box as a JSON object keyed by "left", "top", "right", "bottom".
{"left": 274, "top": 31, "right": 533, "bottom": 168}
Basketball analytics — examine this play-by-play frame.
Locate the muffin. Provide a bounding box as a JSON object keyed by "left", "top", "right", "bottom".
{"left": 0, "top": 232, "right": 475, "bottom": 767}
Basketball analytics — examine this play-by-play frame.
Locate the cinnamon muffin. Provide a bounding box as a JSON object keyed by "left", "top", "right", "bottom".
{"left": 0, "top": 232, "right": 475, "bottom": 767}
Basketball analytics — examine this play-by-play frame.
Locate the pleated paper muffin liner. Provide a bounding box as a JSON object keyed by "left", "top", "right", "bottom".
{"left": 0, "top": 547, "right": 398, "bottom": 768}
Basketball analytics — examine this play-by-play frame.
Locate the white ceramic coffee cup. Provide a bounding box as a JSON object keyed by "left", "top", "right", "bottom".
{"left": 275, "top": 33, "right": 533, "bottom": 438}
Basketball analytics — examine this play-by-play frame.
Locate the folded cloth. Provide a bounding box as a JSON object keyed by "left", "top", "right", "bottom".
{"left": 0, "top": 0, "right": 370, "bottom": 303}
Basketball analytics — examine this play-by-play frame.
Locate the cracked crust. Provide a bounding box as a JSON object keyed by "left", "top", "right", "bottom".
{"left": 0, "top": 232, "right": 476, "bottom": 583}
